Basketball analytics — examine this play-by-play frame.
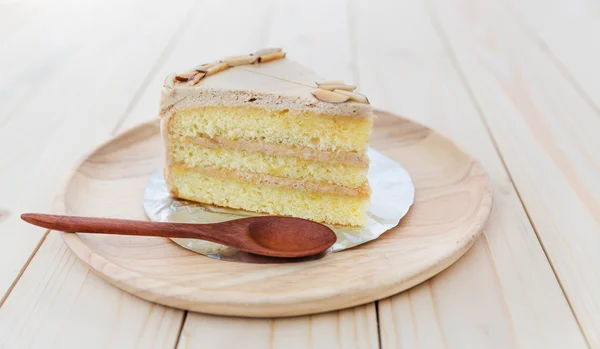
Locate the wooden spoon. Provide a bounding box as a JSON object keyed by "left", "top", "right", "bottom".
{"left": 21, "top": 213, "right": 337, "bottom": 258}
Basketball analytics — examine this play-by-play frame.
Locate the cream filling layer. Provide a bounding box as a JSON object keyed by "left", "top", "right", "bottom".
{"left": 170, "top": 134, "right": 368, "bottom": 166}
{"left": 170, "top": 163, "right": 370, "bottom": 198}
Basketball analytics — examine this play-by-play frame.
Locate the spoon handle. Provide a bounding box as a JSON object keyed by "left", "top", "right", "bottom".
{"left": 21, "top": 213, "right": 199, "bottom": 239}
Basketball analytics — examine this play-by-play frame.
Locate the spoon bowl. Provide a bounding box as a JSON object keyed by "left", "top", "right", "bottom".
{"left": 21, "top": 213, "right": 337, "bottom": 258}
{"left": 247, "top": 219, "right": 337, "bottom": 256}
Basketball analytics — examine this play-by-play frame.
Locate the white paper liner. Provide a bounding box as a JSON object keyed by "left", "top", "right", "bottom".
{"left": 143, "top": 148, "right": 414, "bottom": 263}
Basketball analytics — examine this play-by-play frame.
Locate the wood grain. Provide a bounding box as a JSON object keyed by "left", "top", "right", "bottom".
{"left": 56, "top": 111, "right": 491, "bottom": 317}
{"left": 428, "top": 0, "right": 600, "bottom": 345}
{"left": 351, "top": 0, "right": 589, "bottom": 346}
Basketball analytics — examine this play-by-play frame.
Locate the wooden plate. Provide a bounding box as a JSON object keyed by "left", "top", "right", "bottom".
{"left": 56, "top": 110, "right": 492, "bottom": 317}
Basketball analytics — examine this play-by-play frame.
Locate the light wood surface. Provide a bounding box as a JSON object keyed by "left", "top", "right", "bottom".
{"left": 1, "top": 0, "right": 597, "bottom": 347}
{"left": 54, "top": 111, "right": 491, "bottom": 317}
{"left": 428, "top": 0, "right": 600, "bottom": 344}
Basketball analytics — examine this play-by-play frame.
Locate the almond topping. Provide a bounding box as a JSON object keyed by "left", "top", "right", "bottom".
{"left": 253, "top": 47, "right": 282, "bottom": 56}
{"left": 333, "top": 89, "right": 369, "bottom": 104}
{"left": 206, "top": 62, "right": 229, "bottom": 76}
{"left": 164, "top": 74, "right": 176, "bottom": 89}
{"left": 258, "top": 51, "right": 286, "bottom": 63}
{"left": 175, "top": 71, "right": 196, "bottom": 82}
{"left": 224, "top": 54, "right": 259, "bottom": 66}
{"left": 311, "top": 89, "right": 350, "bottom": 103}
{"left": 187, "top": 71, "right": 206, "bottom": 86}
{"left": 173, "top": 49, "right": 287, "bottom": 86}
{"left": 317, "top": 83, "right": 357, "bottom": 91}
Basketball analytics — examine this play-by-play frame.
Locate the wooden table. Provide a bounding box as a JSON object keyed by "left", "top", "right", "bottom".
{"left": 1, "top": 0, "right": 598, "bottom": 347}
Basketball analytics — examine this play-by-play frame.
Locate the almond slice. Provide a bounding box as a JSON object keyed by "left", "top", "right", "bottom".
{"left": 187, "top": 71, "right": 206, "bottom": 86}
{"left": 175, "top": 71, "right": 196, "bottom": 82}
{"left": 317, "top": 83, "right": 357, "bottom": 91}
{"left": 164, "top": 74, "right": 176, "bottom": 89}
{"left": 258, "top": 51, "right": 286, "bottom": 63}
{"left": 224, "top": 54, "right": 259, "bottom": 66}
{"left": 253, "top": 47, "right": 282, "bottom": 56}
{"left": 311, "top": 89, "right": 350, "bottom": 103}
{"left": 333, "top": 89, "right": 369, "bottom": 104}
{"left": 206, "top": 62, "right": 229, "bottom": 76}
{"left": 315, "top": 80, "right": 345, "bottom": 86}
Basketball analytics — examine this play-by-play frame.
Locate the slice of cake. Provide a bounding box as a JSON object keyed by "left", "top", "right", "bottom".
{"left": 159, "top": 48, "right": 374, "bottom": 226}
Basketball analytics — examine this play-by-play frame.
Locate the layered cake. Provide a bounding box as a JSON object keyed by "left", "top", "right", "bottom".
{"left": 160, "top": 48, "right": 374, "bottom": 226}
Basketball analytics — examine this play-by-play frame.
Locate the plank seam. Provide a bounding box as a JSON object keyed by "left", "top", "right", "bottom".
{"left": 172, "top": 310, "right": 188, "bottom": 349}
{"left": 375, "top": 302, "right": 383, "bottom": 349}
{"left": 0, "top": 229, "right": 49, "bottom": 307}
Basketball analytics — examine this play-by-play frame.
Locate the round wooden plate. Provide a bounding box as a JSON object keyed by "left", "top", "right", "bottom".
{"left": 56, "top": 110, "right": 492, "bottom": 317}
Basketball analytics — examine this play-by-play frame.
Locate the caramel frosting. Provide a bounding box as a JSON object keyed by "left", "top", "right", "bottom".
{"left": 160, "top": 58, "right": 374, "bottom": 118}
